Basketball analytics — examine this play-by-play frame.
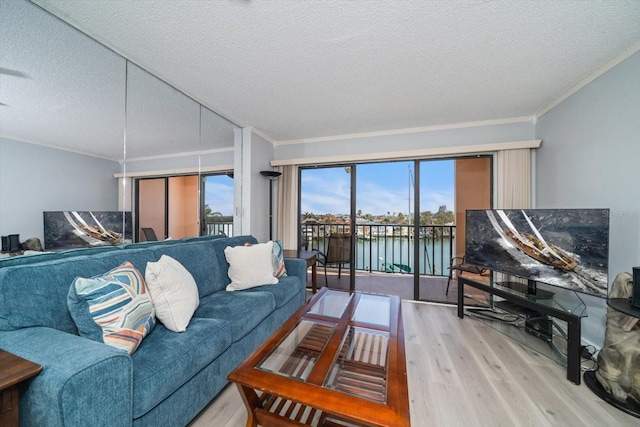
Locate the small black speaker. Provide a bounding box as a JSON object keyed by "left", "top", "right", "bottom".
{"left": 2, "top": 235, "right": 20, "bottom": 252}
{"left": 3, "top": 234, "right": 21, "bottom": 252}
{"left": 631, "top": 267, "right": 640, "bottom": 309}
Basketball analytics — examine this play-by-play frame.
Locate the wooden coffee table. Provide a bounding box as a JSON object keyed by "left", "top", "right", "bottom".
{"left": 228, "top": 287, "right": 410, "bottom": 426}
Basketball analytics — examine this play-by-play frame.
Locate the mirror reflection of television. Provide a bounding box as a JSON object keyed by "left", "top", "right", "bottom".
{"left": 44, "top": 211, "right": 132, "bottom": 250}
{"left": 465, "top": 209, "right": 609, "bottom": 298}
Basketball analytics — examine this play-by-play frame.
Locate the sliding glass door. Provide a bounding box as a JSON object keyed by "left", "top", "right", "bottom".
{"left": 416, "top": 156, "right": 492, "bottom": 303}
{"left": 135, "top": 175, "right": 200, "bottom": 241}
{"left": 355, "top": 159, "right": 456, "bottom": 301}
{"left": 414, "top": 159, "right": 455, "bottom": 301}
{"left": 201, "top": 173, "right": 234, "bottom": 237}
{"left": 354, "top": 160, "right": 414, "bottom": 279}
{"left": 137, "top": 178, "right": 167, "bottom": 241}
{"left": 299, "top": 165, "right": 355, "bottom": 290}
{"left": 298, "top": 156, "right": 491, "bottom": 301}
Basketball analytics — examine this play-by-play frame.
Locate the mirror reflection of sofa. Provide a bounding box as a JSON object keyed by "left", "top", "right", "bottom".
{"left": 0, "top": 235, "right": 306, "bottom": 426}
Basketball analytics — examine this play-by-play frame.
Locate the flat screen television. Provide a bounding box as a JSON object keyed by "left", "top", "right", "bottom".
{"left": 465, "top": 209, "right": 610, "bottom": 298}
{"left": 44, "top": 211, "right": 132, "bottom": 250}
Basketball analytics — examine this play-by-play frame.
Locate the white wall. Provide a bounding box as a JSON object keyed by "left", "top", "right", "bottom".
{"left": 0, "top": 137, "right": 121, "bottom": 242}
{"left": 249, "top": 131, "right": 277, "bottom": 242}
{"left": 535, "top": 51, "right": 640, "bottom": 347}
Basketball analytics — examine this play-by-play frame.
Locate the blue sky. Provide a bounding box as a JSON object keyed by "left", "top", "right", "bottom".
{"left": 301, "top": 160, "right": 454, "bottom": 216}
{"left": 204, "top": 159, "right": 455, "bottom": 217}
{"left": 204, "top": 175, "right": 234, "bottom": 215}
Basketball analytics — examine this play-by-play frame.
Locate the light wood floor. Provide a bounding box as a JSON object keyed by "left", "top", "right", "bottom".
{"left": 189, "top": 300, "right": 638, "bottom": 427}
{"left": 308, "top": 268, "right": 488, "bottom": 305}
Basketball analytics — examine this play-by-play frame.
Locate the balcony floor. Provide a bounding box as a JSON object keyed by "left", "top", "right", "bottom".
{"left": 306, "top": 268, "right": 489, "bottom": 306}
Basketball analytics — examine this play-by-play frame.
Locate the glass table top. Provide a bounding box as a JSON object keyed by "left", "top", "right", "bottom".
{"left": 352, "top": 293, "right": 391, "bottom": 327}
{"left": 257, "top": 289, "right": 395, "bottom": 403}
{"left": 462, "top": 274, "right": 589, "bottom": 318}
{"left": 490, "top": 279, "right": 588, "bottom": 317}
{"left": 307, "top": 289, "right": 352, "bottom": 318}
{"left": 324, "top": 326, "right": 389, "bottom": 403}
{"left": 258, "top": 319, "right": 335, "bottom": 381}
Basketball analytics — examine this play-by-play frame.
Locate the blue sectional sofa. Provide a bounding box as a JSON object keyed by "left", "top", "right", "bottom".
{"left": 0, "top": 235, "right": 307, "bottom": 426}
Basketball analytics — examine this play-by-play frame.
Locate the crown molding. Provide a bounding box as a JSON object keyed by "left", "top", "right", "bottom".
{"left": 536, "top": 41, "right": 640, "bottom": 118}
{"left": 0, "top": 134, "right": 119, "bottom": 161}
{"left": 251, "top": 127, "right": 276, "bottom": 145}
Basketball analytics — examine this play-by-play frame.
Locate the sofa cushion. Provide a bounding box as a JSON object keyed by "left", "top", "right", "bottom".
{"left": 224, "top": 242, "right": 278, "bottom": 291}
{"left": 152, "top": 241, "right": 221, "bottom": 298}
{"left": 193, "top": 291, "right": 275, "bottom": 341}
{"left": 131, "top": 318, "right": 232, "bottom": 418}
{"left": 0, "top": 248, "right": 156, "bottom": 333}
{"left": 68, "top": 261, "right": 156, "bottom": 355}
{"left": 145, "top": 255, "right": 199, "bottom": 332}
{"left": 242, "top": 275, "right": 303, "bottom": 309}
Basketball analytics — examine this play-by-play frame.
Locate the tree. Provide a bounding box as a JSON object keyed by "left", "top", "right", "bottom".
{"left": 433, "top": 210, "right": 454, "bottom": 225}
{"left": 420, "top": 211, "right": 434, "bottom": 225}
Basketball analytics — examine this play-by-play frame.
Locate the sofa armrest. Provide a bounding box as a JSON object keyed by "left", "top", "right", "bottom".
{"left": 283, "top": 258, "right": 307, "bottom": 288}
{"left": 0, "top": 327, "right": 132, "bottom": 427}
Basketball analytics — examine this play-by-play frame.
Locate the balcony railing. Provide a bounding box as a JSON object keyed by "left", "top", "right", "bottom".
{"left": 204, "top": 221, "right": 454, "bottom": 277}
{"left": 301, "top": 222, "right": 454, "bottom": 277}
{"left": 206, "top": 222, "right": 234, "bottom": 237}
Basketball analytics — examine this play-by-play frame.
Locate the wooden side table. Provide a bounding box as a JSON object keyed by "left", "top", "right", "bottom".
{"left": 283, "top": 249, "right": 318, "bottom": 293}
{"left": 0, "top": 350, "right": 42, "bottom": 427}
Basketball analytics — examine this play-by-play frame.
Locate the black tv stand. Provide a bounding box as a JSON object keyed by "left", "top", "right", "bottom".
{"left": 458, "top": 275, "right": 585, "bottom": 384}
{"left": 497, "top": 279, "right": 555, "bottom": 300}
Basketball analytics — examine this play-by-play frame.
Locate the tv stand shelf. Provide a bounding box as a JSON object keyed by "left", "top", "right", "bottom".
{"left": 457, "top": 275, "right": 587, "bottom": 385}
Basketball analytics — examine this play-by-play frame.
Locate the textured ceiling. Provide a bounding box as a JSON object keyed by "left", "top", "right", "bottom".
{"left": 3, "top": 0, "right": 640, "bottom": 158}
{"left": 1, "top": 0, "right": 238, "bottom": 160}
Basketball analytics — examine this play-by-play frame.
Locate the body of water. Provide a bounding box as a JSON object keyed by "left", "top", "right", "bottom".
{"left": 310, "top": 236, "right": 453, "bottom": 276}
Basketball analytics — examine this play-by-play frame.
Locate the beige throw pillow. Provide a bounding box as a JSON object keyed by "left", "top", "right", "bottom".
{"left": 225, "top": 241, "right": 279, "bottom": 291}
{"left": 145, "top": 255, "right": 199, "bottom": 332}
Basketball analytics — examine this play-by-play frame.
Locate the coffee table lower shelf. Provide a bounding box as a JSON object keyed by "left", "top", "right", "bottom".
{"left": 248, "top": 389, "right": 370, "bottom": 427}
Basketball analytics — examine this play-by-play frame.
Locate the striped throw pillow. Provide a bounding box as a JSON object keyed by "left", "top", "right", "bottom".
{"left": 273, "top": 240, "right": 287, "bottom": 278}
{"left": 69, "top": 261, "right": 156, "bottom": 354}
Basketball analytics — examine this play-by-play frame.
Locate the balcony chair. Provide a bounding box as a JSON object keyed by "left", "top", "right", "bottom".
{"left": 446, "top": 256, "right": 488, "bottom": 295}
{"left": 140, "top": 227, "right": 158, "bottom": 242}
{"left": 315, "top": 233, "right": 351, "bottom": 287}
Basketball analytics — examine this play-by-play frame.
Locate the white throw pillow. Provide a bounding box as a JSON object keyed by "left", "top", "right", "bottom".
{"left": 145, "top": 255, "right": 199, "bottom": 332}
{"left": 225, "top": 241, "right": 279, "bottom": 291}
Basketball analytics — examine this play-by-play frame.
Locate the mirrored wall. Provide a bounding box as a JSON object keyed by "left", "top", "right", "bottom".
{"left": 0, "top": 0, "right": 237, "bottom": 250}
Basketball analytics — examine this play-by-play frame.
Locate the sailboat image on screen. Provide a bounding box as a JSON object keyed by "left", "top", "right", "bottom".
{"left": 43, "top": 211, "right": 132, "bottom": 250}
{"left": 63, "top": 211, "right": 122, "bottom": 245}
{"left": 488, "top": 210, "right": 578, "bottom": 272}
{"left": 465, "top": 209, "right": 609, "bottom": 298}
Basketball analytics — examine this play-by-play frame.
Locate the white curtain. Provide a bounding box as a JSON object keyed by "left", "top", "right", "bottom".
{"left": 276, "top": 165, "right": 298, "bottom": 249}
{"left": 496, "top": 148, "right": 532, "bottom": 209}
